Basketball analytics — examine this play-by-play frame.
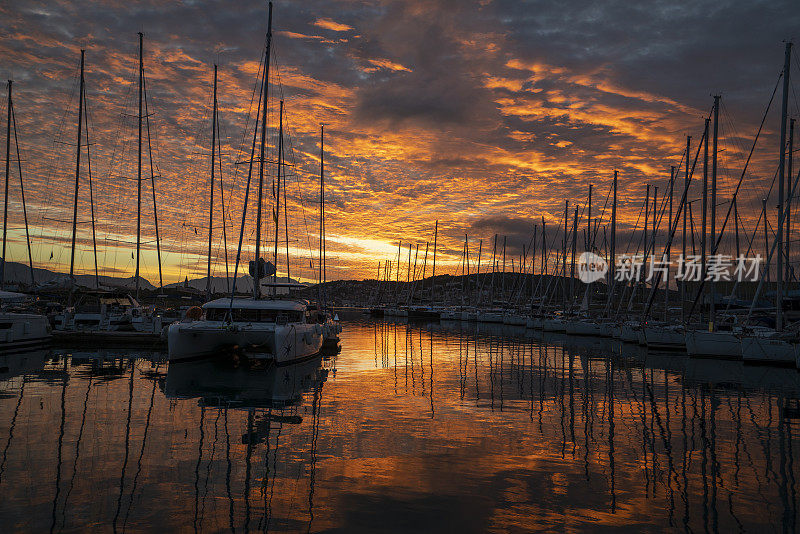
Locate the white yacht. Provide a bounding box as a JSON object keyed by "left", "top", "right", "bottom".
{"left": 0, "top": 291, "right": 51, "bottom": 352}
{"left": 167, "top": 297, "right": 323, "bottom": 363}
{"left": 0, "top": 313, "right": 51, "bottom": 352}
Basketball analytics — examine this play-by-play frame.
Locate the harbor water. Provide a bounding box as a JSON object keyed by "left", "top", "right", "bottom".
{"left": 0, "top": 318, "right": 798, "bottom": 532}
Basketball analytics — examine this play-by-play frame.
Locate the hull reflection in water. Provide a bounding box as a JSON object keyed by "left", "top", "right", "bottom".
{"left": 164, "top": 356, "right": 328, "bottom": 408}
{"left": 0, "top": 321, "right": 798, "bottom": 532}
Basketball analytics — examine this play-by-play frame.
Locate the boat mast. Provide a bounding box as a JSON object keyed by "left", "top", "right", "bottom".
{"left": 665, "top": 166, "right": 674, "bottom": 321}
{"left": 1, "top": 81, "right": 11, "bottom": 289}
{"left": 541, "top": 216, "right": 546, "bottom": 276}
{"left": 84, "top": 96, "right": 99, "bottom": 289}
{"left": 788, "top": 118, "right": 795, "bottom": 284}
{"left": 701, "top": 119, "right": 709, "bottom": 323}
{"left": 9, "top": 91, "right": 35, "bottom": 286}
{"left": 610, "top": 170, "right": 617, "bottom": 291}
{"left": 318, "top": 125, "right": 324, "bottom": 305}
{"left": 776, "top": 42, "right": 792, "bottom": 332}
{"left": 273, "top": 99, "right": 283, "bottom": 296}
{"left": 206, "top": 64, "right": 217, "bottom": 301}
{"left": 135, "top": 33, "right": 143, "bottom": 299}
{"left": 709, "top": 96, "right": 720, "bottom": 331}
{"left": 431, "top": 220, "right": 438, "bottom": 303}
{"left": 681, "top": 136, "right": 690, "bottom": 324}
{"left": 69, "top": 50, "right": 85, "bottom": 284}
{"left": 254, "top": 1, "right": 273, "bottom": 300}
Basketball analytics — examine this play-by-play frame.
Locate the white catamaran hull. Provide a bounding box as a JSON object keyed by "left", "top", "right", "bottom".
{"left": 168, "top": 321, "right": 323, "bottom": 363}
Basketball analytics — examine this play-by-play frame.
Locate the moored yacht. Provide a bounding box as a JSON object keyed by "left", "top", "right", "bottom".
{"left": 167, "top": 297, "right": 323, "bottom": 363}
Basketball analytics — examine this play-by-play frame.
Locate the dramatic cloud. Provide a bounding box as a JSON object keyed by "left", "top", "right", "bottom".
{"left": 0, "top": 0, "right": 797, "bottom": 285}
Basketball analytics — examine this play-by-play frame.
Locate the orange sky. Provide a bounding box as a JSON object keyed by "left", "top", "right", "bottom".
{"left": 0, "top": 0, "right": 798, "bottom": 285}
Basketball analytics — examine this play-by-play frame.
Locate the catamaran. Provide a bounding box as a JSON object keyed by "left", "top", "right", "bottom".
{"left": 168, "top": 2, "right": 323, "bottom": 364}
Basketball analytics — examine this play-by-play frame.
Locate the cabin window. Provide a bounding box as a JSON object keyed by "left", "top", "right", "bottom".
{"left": 205, "top": 308, "right": 303, "bottom": 323}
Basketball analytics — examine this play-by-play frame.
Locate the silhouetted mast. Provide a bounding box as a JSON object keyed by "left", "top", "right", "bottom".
{"left": 254, "top": 1, "right": 273, "bottom": 300}
{"left": 1, "top": 81, "right": 11, "bottom": 289}
{"left": 776, "top": 42, "right": 792, "bottom": 331}
{"left": 69, "top": 50, "right": 85, "bottom": 284}
{"left": 8, "top": 85, "right": 35, "bottom": 286}
{"left": 135, "top": 32, "right": 143, "bottom": 299}
{"left": 206, "top": 65, "right": 218, "bottom": 301}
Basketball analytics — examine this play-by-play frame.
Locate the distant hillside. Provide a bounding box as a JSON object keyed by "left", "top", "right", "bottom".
{"left": 0, "top": 260, "right": 156, "bottom": 291}
{"left": 164, "top": 275, "right": 302, "bottom": 294}
{"left": 0, "top": 259, "right": 302, "bottom": 294}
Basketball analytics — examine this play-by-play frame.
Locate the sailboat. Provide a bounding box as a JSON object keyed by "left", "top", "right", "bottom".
{"left": 740, "top": 42, "right": 797, "bottom": 365}
{"left": 0, "top": 81, "right": 51, "bottom": 351}
{"left": 168, "top": 2, "right": 324, "bottom": 364}
{"left": 314, "top": 125, "right": 341, "bottom": 348}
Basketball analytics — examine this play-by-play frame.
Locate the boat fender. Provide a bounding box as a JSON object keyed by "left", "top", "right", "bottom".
{"left": 185, "top": 306, "right": 203, "bottom": 321}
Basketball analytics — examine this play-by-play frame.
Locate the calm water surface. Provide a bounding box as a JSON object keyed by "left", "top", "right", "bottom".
{"left": 1, "top": 318, "right": 799, "bottom": 532}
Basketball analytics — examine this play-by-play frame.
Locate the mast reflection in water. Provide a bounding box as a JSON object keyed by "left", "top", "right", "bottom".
{"left": 0, "top": 319, "right": 798, "bottom": 532}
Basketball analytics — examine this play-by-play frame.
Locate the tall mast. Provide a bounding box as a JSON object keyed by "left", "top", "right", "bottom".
{"left": 69, "top": 50, "right": 85, "bottom": 283}
{"left": 570, "top": 207, "right": 578, "bottom": 303}
{"left": 665, "top": 167, "right": 674, "bottom": 320}
{"left": 610, "top": 170, "right": 617, "bottom": 289}
{"left": 586, "top": 184, "right": 592, "bottom": 251}
{"left": 319, "top": 125, "right": 324, "bottom": 304}
{"left": 681, "top": 136, "right": 690, "bottom": 324}
{"left": 651, "top": 186, "right": 657, "bottom": 284}
{"left": 84, "top": 100, "right": 99, "bottom": 289}
{"left": 254, "top": 1, "right": 273, "bottom": 300}
{"left": 792, "top": 119, "right": 794, "bottom": 283}
{"left": 643, "top": 184, "right": 650, "bottom": 266}
{"left": 701, "top": 119, "right": 709, "bottom": 323}
{"left": 541, "top": 216, "right": 546, "bottom": 276}
{"left": 135, "top": 33, "right": 143, "bottom": 299}
{"left": 776, "top": 42, "right": 792, "bottom": 332}
{"left": 1, "top": 81, "right": 11, "bottom": 289}
{"left": 562, "top": 200, "right": 568, "bottom": 299}
{"left": 501, "top": 235, "right": 506, "bottom": 299}
{"left": 709, "top": 96, "right": 720, "bottom": 331}
{"left": 9, "top": 93, "right": 35, "bottom": 286}
{"left": 431, "top": 220, "right": 438, "bottom": 302}
{"left": 206, "top": 64, "right": 218, "bottom": 301}
{"left": 788, "top": 118, "right": 795, "bottom": 284}
{"left": 273, "top": 99, "right": 283, "bottom": 296}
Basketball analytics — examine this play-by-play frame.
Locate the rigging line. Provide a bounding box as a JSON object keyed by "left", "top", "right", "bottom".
{"left": 82, "top": 89, "right": 100, "bottom": 287}
{"left": 102, "top": 51, "right": 140, "bottom": 281}
{"left": 143, "top": 71, "right": 163, "bottom": 289}
{"left": 276, "top": 108, "right": 316, "bottom": 281}
{"left": 10, "top": 105, "right": 34, "bottom": 285}
{"left": 32, "top": 62, "right": 80, "bottom": 265}
{"left": 712, "top": 69, "right": 783, "bottom": 255}
{"left": 228, "top": 39, "right": 266, "bottom": 308}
